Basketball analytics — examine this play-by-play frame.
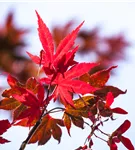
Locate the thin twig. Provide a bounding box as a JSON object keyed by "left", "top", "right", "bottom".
{"left": 98, "top": 128, "right": 110, "bottom": 137}
{"left": 93, "top": 133, "right": 107, "bottom": 143}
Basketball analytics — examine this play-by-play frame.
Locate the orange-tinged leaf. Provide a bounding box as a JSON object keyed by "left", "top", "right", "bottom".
{"left": 64, "top": 109, "right": 85, "bottom": 130}
{"left": 2, "top": 89, "right": 13, "bottom": 97}
{"left": 2, "top": 88, "right": 21, "bottom": 98}
{"left": 65, "top": 106, "right": 89, "bottom": 118}
{"left": 29, "top": 115, "right": 64, "bottom": 145}
{"left": 2, "top": 77, "right": 45, "bottom": 125}
{"left": 74, "top": 95, "right": 94, "bottom": 109}
{"left": 79, "top": 73, "right": 91, "bottom": 83}
{"left": 26, "top": 77, "right": 38, "bottom": 93}
{"left": 71, "top": 116, "right": 84, "bottom": 129}
{"left": 0, "top": 98, "right": 20, "bottom": 110}
{"left": 89, "top": 66, "right": 117, "bottom": 87}
{"left": 51, "top": 122, "right": 62, "bottom": 143}
{"left": 13, "top": 117, "right": 36, "bottom": 127}
{"left": 13, "top": 104, "right": 27, "bottom": 121}
{"left": 63, "top": 113, "right": 71, "bottom": 136}
{"left": 63, "top": 96, "right": 94, "bottom": 135}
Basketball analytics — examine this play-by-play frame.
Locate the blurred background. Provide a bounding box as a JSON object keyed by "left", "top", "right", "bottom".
{"left": 0, "top": 2, "right": 135, "bottom": 150}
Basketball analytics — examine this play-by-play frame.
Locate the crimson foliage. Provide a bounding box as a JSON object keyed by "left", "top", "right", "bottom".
{"left": 0, "top": 11, "right": 134, "bottom": 150}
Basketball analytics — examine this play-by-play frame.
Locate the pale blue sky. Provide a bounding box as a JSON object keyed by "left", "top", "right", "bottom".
{"left": 0, "top": 2, "right": 135, "bottom": 150}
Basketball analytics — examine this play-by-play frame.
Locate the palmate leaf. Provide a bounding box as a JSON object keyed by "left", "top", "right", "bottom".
{"left": 28, "top": 12, "right": 84, "bottom": 76}
{"left": 52, "top": 77, "right": 96, "bottom": 106}
{"left": 42, "top": 63, "right": 98, "bottom": 106}
{"left": 12, "top": 85, "right": 45, "bottom": 125}
{"left": 1, "top": 76, "right": 45, "bottom": 126}
{"left": 29, "top": 115, "right": 64, "bottom": 145}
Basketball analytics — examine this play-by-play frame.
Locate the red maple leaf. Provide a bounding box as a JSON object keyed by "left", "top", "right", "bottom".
{"left": 12, "top": 83, "right": 45, "bottom": 125}
{"left": 41, "top": 63, "right": 98, "bottom": 106}
{"left": 27, "top": 11, "right": 84, "bottom": 76}
{"left": 27, "top": 11, "right": 99, "bottom": 106}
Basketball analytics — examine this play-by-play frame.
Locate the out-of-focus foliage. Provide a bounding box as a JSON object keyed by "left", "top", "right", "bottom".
{"left": 0, "top": 12, "right": 130, "bottom": 83}
{"left": 0, "top": 11, "right": 37, "bottom": 83}
{"left": 52, "top": 20, "right": 129, "bottom": 73}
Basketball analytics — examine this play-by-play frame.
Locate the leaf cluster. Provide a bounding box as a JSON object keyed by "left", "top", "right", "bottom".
{"left": 0, "top": 11, "right": 134, "bottom": 150}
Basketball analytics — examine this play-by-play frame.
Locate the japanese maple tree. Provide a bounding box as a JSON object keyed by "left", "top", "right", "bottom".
{"left": 0, "top": 11, "right": 134, "bottom": 150}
